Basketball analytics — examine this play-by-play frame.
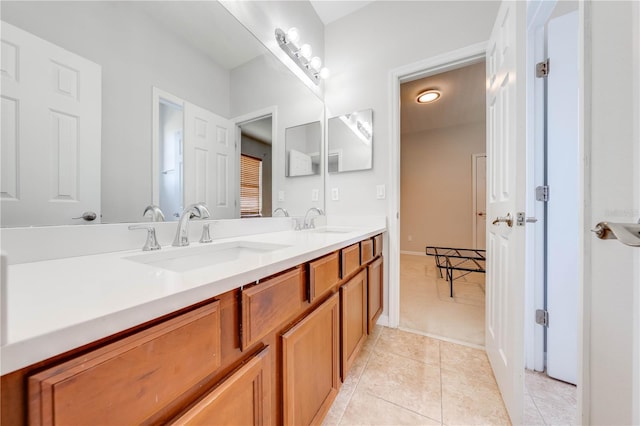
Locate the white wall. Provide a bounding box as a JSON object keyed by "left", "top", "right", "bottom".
{"left": 585, "top": 1, "right": 639, "bottom": 423}
{"left": 401, "top": 123, "right": 485, "bottom": 252}
{"left": 1, "top": 2, "right": 230, "bottom": 223}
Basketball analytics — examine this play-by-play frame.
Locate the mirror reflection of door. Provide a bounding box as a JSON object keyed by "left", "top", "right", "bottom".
{"left": 239, "top": 116, "right": 272, "bottom": 217}
{"left": 158, "top": 100, "right": 184, "bottom": 220}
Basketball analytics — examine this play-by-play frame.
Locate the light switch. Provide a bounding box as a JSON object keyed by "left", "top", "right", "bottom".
{"left": 278, "top": 190, "right": 285, "bottom": 202}
{"left": 331, "top": 188, "right": 339, "bottom": 201}
{"left": 376, "top": 184, "right": 386, "bottom": 200}
{"left": 311, "top": 189, "right": 319, "bottom": 201}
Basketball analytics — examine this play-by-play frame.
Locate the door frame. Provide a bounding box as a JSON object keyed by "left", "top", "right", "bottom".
{"left": 471, "top": 153, "right": 487, "bottom": 250}
{"left": 388, "top": 42, "right": 487, "bottom": 329}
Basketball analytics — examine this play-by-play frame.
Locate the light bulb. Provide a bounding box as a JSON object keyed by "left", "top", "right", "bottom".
{"left": 319, "top": 67, "right": 331, "bottom": 79}
{"left": 286, "top": 27, "right": 300, "bottom": 44}
{"left": 417, "top": 90, "right": 441, "bottom": 103}
{"left": 299, "top": 44, "right": 312, "bottom": 60}
{"left": 309, "top": 57, "right": 322, "bottom": 71}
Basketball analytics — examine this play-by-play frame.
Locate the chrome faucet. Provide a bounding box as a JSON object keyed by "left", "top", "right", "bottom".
{"left": 303, "top": 207, "right": 324, "bottom": 229}
{"left": 273, "top": 207, "right": 289, "bottom": 217}
{"left": 172, "top": 203, "right": 211, "bottom": 247}
{"left": 143, "top": 204, "right": 165, "bottom": 222}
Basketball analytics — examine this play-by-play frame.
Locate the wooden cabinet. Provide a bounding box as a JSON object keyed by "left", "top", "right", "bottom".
{"left": 308, "top": 251, "right": 340, "bottom": 302}
{"left": 367, "top": 256, "right": 384, "bottom": 334}
{"left": 341, "top": 243, "right": 361, "bottom": 278}
{"left": 241, "top": 267, "right": 306, "bottom": 349}
{"left": 373, "top": 234, "right": 383, "bottom": 257}
{"left": 28, "top": 301, "right": 221, "bottom": 426}
{"left": 340, "top": 269, "right": 367, "bottom": 380}
{"left": 170, "top": 346, "right": 271, "bottom": 426}
{"left": 282, "top": 293, "right": 340, "bottom": 426}
{"left": 360, "top": 238, "right": 374, "bottom": 264}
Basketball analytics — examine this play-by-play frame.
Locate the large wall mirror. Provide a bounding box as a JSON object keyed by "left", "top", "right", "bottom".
{"left": 0, "top": 1, "right": 325, "bottom": 227}
{"left": 328, "top": 108, "right": 373, "bottom": 173}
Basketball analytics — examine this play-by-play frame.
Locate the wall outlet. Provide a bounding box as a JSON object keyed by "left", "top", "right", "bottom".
{"left": 331, "top": 188, "right": 339, "bottom": 201}
{"left": 278, "top": 190, "right": 285, "bottom": 202}
{"left": 376, "top": 184, "right": 386, "bottom": 200}
{"left": 311, "top": 189, "right": 319, "bottom": 201}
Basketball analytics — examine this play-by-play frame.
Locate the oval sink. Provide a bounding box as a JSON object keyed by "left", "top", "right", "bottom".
{"left": 125, "top": 241, "right": 289, "bottom": 273}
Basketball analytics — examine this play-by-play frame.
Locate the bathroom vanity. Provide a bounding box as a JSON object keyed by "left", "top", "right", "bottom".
{"left": 1, "top": 224, "right": 385, "bottom": 425}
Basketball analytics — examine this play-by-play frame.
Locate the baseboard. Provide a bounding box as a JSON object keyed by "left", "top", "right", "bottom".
{"left": 400, "top": 250, "right": 426, "bottom": 256}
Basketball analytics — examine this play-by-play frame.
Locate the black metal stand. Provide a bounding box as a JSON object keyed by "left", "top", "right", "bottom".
{"left": 425, "top": 246, "right": 486, "bottom": 297}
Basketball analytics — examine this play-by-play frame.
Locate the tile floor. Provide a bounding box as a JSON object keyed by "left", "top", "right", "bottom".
{"left": 321, "top": 253, "right": 577, "bottom": 425}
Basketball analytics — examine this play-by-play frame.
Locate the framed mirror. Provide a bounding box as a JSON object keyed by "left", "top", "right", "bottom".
{"left": 285, "top": 121, "right": 321, "bottom": 177}
{"left": 328, "top": 108, "right": 373, "bottom": 173}
{"left": 0, "top": 1, "right": 325, "bottom": 227}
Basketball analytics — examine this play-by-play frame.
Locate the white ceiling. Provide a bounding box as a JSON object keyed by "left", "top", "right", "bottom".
{"left": 310, "top": 0, "right": 375, "bottom": 25}
{"left": 401, "top": 61, "right": 486, "bottom": 135}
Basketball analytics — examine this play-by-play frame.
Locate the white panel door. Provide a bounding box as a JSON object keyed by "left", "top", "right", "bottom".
{"left": 183, "top": 103, "right": 235, "bottom": 219}
{"left": 546, "top": 10, "right": 579, "bottom": 385}
{"left": 1, "top": 22, "right": 101, "bottom": 227}
{"left": 485, "top": 2, "right": 526, "bottom": 423}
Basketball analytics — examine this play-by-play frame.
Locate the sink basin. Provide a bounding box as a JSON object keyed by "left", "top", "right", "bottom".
{"left": 309, "top": 227, "right": 355, "bottom": 234}
{"left": 125, "top": 241, "right": 289, "bottom": 272}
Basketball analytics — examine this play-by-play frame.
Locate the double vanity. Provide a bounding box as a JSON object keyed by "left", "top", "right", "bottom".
{"left": 1, "top": 218, "right": 386, "bottom": 425}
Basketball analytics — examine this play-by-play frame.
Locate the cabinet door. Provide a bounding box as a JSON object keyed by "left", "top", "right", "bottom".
{"left": 170, "top": 346, "right": 271, "bottom": 426}
{"left": 28, "top": 301, "right": 221, "bottom": 426}
{"left": 367, "top": 256, "right": 384, "bottom": 334}
{"left": 340, "top": 269, "right": 367, "bottom": 380}
{"left": 242, "top": 267, "right": 305, "bottom": 349}
{"left": 282, "top": 293, "right": 340, "bottom": 426}
{"left": 308, "top": 251, "right": 340, "bottom": 302}
{"left": 341, "top": 243, "right": 360, "bottom": 278}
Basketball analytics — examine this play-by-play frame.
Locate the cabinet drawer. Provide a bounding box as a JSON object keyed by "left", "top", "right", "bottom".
{"left": 360, "top": 238, "right": 374, "bottom": 264}
{"left": 29, "top": 301, "right": 222, "bottom": 426}
{"left": 242, "top": 267, "right": 305, "bottom": 349}
{"left": 170, "top": 346, "right": 271, "bottom": 425}
{"left": 373, "top": 234, "right": 383, "bottom": 257}
{"left": 341, "top": 243, "right": 361, "bottom": 278}
{"left": 308, "top": 251, "right": 340, "bottom": 302}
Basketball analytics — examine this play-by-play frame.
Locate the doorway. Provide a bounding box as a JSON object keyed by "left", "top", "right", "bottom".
{"left": 398, "top": 60, "right": 487, "bottom": 347}
{"left": 237, "top": 115, "right": 273, "bottom": 217}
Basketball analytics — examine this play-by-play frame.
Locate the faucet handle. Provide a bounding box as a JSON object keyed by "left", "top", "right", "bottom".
{"left": 200, "top": 223, "right": 212, "bottom": 243}
{"left": 128, "top": 225, "right": 161, "bottom": 251}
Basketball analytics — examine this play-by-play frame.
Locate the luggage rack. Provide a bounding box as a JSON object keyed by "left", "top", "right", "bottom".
{"left": 425, "top": 246, "right": 486, "bottom": 297}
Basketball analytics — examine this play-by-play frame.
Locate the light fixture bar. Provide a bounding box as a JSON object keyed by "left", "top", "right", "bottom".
{"left": 275, "top": 28, "right": 328, "bottom": 86}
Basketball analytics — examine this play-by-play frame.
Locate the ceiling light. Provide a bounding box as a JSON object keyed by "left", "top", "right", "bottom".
{"left": 417, "top": 90, "right": 441, "bottom": 104}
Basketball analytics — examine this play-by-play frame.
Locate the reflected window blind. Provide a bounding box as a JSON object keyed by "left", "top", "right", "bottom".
{"left": 240, "top": 154, "right": 262, "bottom": 217}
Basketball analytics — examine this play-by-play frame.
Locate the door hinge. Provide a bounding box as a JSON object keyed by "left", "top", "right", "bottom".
{"left": 536, "top": 59, "right": 549, "bottom": 78}
{"left": 536, "top": 185, "right": 549, "bottom": 202}
{"left": 536, "top": 309, "right": 549, "bottom": 327}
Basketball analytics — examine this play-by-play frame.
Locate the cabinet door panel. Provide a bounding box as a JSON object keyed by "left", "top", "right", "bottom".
{"left": 373, "top": 234, "right": 383, "bottom": 257}
{"left": 340, "top": 270, "right": 367, "bottom": 379}
{"left": 360, "top": 239, "right": 374, "bottom": 264}
{"left": 367, "top": 256, "right": 384, "bottom": 334}
{"left": 308, "top": 252, "right": 340, "bottom": 302}
{"left": 170, "top": 346, "right": 271, "bottom": 426}
{"left": 242, "top": 267, "right": 305, "bottom": 349}
{"left": 282, "top": 293, "right": 340, "bottom": 426}
{"left": 28, "top": 301, "right": 221, "bottom": 426}
{"left": 341, "top": 243, "right": 360, "bottom": 279}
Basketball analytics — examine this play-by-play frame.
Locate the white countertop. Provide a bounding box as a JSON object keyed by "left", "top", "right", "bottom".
{"left": 1, "top": 223, "right": 385, "bottom": 375}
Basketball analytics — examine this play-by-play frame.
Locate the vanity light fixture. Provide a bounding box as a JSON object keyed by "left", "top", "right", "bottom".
{"left": 275, "top": 27, "right": 330, "bottom": 85}
{"left": 417, "top": 90, "right": 441, "bottom": 104}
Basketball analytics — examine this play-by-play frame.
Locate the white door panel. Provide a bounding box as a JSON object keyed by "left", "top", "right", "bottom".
{"left": 546, "top": 10, "right": 579, "bottom": 385}
{"left": 1, "top": 22, "right": 101, "bottom": 226}
{"left": 183, "top": 103, "right": 235, "bottom": 219}
{"left": 485, "top": 2, "right": 526, "bottom": 423}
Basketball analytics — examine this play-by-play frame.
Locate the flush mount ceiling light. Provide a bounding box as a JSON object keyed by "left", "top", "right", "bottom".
{"left": 275, "top": 27, "right": 330, "bottom": 85}
{"left": 416, "top": 90, "right": 441, "bottom": 104}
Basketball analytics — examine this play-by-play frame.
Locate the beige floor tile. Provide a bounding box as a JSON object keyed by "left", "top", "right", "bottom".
{"left": 523, "top": 393, "right": 545, "bottom": 426}
{"left": 375, "top": 327, "right": 441, "bottom": 366}
{"left": 441, "top": 368, "right": 510, "bottom": 425}
{"left": 357, "top": 349, "right": 442, "bottom": 421}
{"left": 440, "top": 341, "right": 495, "bottom": 385}
{"left": 338, "top": 389, "right": 441, "bottom": 426}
